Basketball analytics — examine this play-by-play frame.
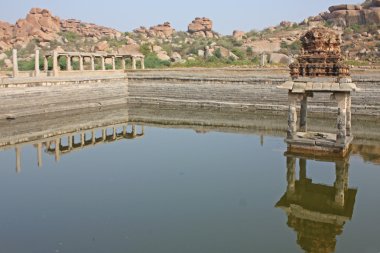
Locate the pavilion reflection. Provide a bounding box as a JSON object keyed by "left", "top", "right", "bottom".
{"left": 11, "top": 124, "right": 144, "bottom": 173}
{"left": 275, "top": 152, "right": 357, "bottom": 253}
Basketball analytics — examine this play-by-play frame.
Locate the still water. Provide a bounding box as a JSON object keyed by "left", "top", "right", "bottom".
{"left": 0, "top": 124, "right": 379, "bottom": 253}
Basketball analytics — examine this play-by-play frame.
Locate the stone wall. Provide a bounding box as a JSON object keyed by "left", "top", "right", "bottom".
{"left": 127, "top": 69, "right": 380, "bottom": 116}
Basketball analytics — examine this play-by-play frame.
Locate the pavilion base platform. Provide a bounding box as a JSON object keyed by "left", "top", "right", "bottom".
{"left": 286, "top": 131, "right": 353, "bottom": 157}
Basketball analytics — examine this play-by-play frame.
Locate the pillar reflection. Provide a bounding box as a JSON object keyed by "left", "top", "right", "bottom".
{"left": 276, "top": 152, "right": 357, "bottom": 253}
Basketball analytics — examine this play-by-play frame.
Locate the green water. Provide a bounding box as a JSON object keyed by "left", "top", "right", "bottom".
{"left": 0, "top": 126, "right": 379, "bottom": 253}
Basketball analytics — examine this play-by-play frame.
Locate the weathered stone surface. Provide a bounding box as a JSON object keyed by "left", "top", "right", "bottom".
{"left": 188, "top": 17, "right": 217, "bottom": 38}
{"left": 328, "top": 4, "right": 362, "bottom": 12}
{"left": 117, "top": 44, "right": 143, "bottom": 57}
{"left": 94, "top": 41, "right": 109, "bottom": 51}
{"left": 269, "top": 53, "right": 289, "bottom": 64}
{"left": 170, "top": 52, "right": 182, "bottom": 62}
{"left": 289, "top": 28, "right": 349, "bottom": 78}
{"left": 156, "top": 51, "right": 170, "bottom": 61}
{"left": 232, "top": 30, "right": 245, "bottom": 40}
{"left": 320, "top": 1, "right": 380, "bottom": 26}
{"left": 134, "top": 22, "right": 175, "bottom": 39}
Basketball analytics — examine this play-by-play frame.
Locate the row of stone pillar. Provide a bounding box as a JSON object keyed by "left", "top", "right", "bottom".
{"left": 13, "top": 125, "right": 144, "bottom": 173}
{"left": 12, "top": 49, "right": 145, "bottom": 78}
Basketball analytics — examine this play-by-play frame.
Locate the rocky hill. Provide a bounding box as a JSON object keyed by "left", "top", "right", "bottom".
{"left": 0, "top": 1, "right": 379, "bottom": 70}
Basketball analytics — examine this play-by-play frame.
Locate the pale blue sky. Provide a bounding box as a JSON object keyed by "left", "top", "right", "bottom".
{"left": 1, "top": 0, "right": 361, "bottom": 34}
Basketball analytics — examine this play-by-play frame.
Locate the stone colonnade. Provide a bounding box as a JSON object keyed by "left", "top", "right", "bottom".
{"left": 287, "top": 91, "right": 352, "bottom": 145}
{"left": 11, "top": 49, "right": 145, "bottom": 78}
{"left": 13, "top": 124, "right": 144, "bottom": 173}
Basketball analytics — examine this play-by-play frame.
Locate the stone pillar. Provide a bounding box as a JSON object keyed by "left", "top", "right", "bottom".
{"left": 121, "top": 57, "right": 126, "bottom": 70}
{"left": 91, "top": 56, "right": 95, "bottom": 71}
{"left": 15, "top": 147, "right": 21, "bottom": 174}
{"left": 37, "top": 142, "right": 42, "bottom": 168}
{"left": 346, "top": 94, "right": 352, "bottom": 136}
{"left": 55, "top": 138, "right": 60, "bottom": 162}
{"left": 141, "top": 125, "right": 145, "bottom": 135}
{"left": 299, "top": 159, "right": 307, "bottom": 182}
{"left": 299, "top": 95, "right": 308, "bottom": 132}
{"left": 68, "top": 135, "right": 73, "bottom": 149}
{"left": 286, "top": 156, "right": 296, "bottom": 194}
{"left": 12, "top": 49, "right": 19, "bottom": 78}
{"left": 123, "top": 126, "right": 127, "bottom": 136}
{"left": 81, "top": 132, "right": 85, "bottom": 146}
{"left": 132, "top": 125, "right": 136, "bottom": 137}
{"left": 112, "top": 56, "right": 116, "bottom": 70}
{"left": 79, "top": 56, "right": 84, "bottom": 71}
{"left": 132, "top": 57, "right": 136, "bottom": 70}
{"left": 66, "top": 55, "right": 71, "bottom": 71}
{"left": 287, "top": 93, "right": 298, "bottom": 139}
{"left": 102, "top": 128, "right": 106, "bottom": 141}
{"left": 334, "top": 160, "right": 349, "bottom": 207}
{"left": 101, "top": 56, "right": 106, "bottom": 70}
{"left": 44, "top": 56, "right": 48, "bottom": 72}
{"left": 34, "top": 49, "right": 40, "bottom": 77}
{"left": 260, "top": 53, "right": 267, "bottom": 67}
{"left": 53, "top": 50, "right": 59, "bottom": 77}
{"left": 112, "top": 127, "right": 116, "bottom": 140}
{"left": 141, "top": 57, "right": 145, "bottom": 70}
{"left": 336, "top": 93, "right": 347, "bottom": 144}
{"left": 92, "top": 130, "right": 95, "bottom": 144}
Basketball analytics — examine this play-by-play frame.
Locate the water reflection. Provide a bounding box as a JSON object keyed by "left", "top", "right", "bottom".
{"left": 276, "top": 152, "right": 357, "bottom": 253}
{"left": 10, "top": 124, "right": 144, "bottom": 173}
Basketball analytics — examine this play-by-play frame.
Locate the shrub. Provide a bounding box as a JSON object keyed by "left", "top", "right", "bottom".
{"left": 144, "top": 53, "right": 170, "bottom": 68}
{"left": 214, "top": 48, "right": 222, "bottom": 58}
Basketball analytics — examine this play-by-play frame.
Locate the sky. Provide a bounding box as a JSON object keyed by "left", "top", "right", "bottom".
{"left": 1, "top": 0, "right": 362, "bottom": 35}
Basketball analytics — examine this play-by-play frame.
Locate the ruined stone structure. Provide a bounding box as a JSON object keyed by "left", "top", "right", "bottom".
{"left": 10, "top": 49, "right": 145, "bottom": 78}
{"left": 289, "top": 28, "right": 350, "bottom": 78}
{"left": 279, "top": 28, "right": 358, "bottom": 156}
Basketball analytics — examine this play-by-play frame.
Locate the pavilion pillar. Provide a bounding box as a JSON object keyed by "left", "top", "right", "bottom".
{"left": 141, "top": 125, "right": 145, "bottom": 135}
{"left": 286, "top": 156, "right": 296, "bottom": 194}
{"left": 101, "top": 56, "right": 106, "bottom": 70}
{"left": 335, "top": 92, "right": 347, "bottom": 144}
{"left": 91, "top": 56, "right": 95, "bottom": 71}
{"left": 141, "top": 57, "right": 145, "bottom": 70}
{"left": 346, "top": 94, "right": 352, "bottom": 136}
{"left": 37, "top": 142, "right": 42, "bottom": 168}
{"left": 123, "top": 126, "right": 127, "bottom": 136}
{"left": 12, "top": 49, "right": 19, "bottom": 78}
{"left": 44, "top": 56, "right": 48, "bottom": 72}
{"left": 299, "top": 95, "right": 308, "bottom": 132}
{"left": 299, "top": 158, "right": 307, "bottom": 183}
{"left": 79, "top": 56, "right": 84, "bottom": 71}
{"left": 53, "top": 50, "right": 59, "bottom": 77}
{"left": 34, "top": 49, "right": 40, "bottom": 77}
{"left": 334, "top": 160, "right": 348, "bottom": 207}
{"left": 287, "top": 93, "right": 298, "bottom": 139}
{"left": 66, "top": 55, "right": 72, "bottom": 71}
{"left": 112, "top": 56, "right": 116, "bottom": 70}
{"left": 121, "top": 57, "right": 126, "bottom": 70}
{"left": 132, "top": 125, "right": 136, "bottom": 137}
{"left": 132, "top": 57, "right": 136, "bottom": 70}
{"left": 15, "top": 147, "right": 21, "bottom": 174}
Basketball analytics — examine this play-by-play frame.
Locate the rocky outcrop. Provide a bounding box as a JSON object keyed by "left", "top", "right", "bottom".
{"left": 14, "top": 8, "right": 60, "bottom": 45}
{"left": 0, "top": 8, "right": 122, "bottom": 52}
{"left": 0, "top": 21, "right": 13, "bottom": 50}
{"left": 133, "top": 22, "right": 174, "bottom": 39}
{"left": 61, "top": 19, "right": 122, "bottom": 39}
{"left": 232, "top": 30, "right": 245, "bottom": 40}
{"left": 319, "top": 0, "right": 380, "bottom": 26}
{"left": 188, "top": 17, "right": 218, "bottom": 38}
